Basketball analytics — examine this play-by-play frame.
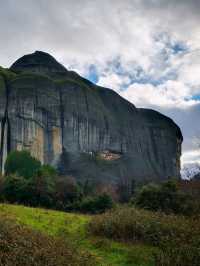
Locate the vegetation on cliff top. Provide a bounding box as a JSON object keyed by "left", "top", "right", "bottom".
{"left": 0, "top": 67, "right": 16, "bottom": 94}
{"left": 0, "top": 66, "right": 16, "bottom": 80}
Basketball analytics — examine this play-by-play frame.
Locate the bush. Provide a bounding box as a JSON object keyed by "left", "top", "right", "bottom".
{"left": 66, "top": 193, "right": 113, "bottom": 214}
{"left": 89, "top": 206, "right": 200, "bottom": 266}
{"left": 154, "top": 246, "right": 200, "bottom": 266}
{"left": 135, "top": 183, "right": 162, "bottom": 211}
{"left": 25, "top": 165, "right": 57, "bottom": 207}
{"left": 134, "top": 180, "right": 196, "bottom": 215}
{"left": 81, "top": 194, "right": 113, "bottom": 214}
{"left": 2, "top": 174, "right": 29, "bottom": 203}
{"left": 5, "top": 150, "right": 41, "bottom": 178}
{"left": 54, "top": 176, "right": 81, "bottom": 209}
{"left": 1, "top": 164, "right": 58, "bottom": 208}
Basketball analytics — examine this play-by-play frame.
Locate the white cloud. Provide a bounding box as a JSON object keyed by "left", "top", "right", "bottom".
{"left": 98, "top": 76, "right": 199, "bottom": 108}
{"left": 181, "top": 149, "right": 200, "bottom": 165}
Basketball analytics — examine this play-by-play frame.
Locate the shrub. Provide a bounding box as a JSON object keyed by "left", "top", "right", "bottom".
{"left": 54, "top": 176, "right": 81, "bottom": 209}
{"left": 81, "top": 194, "right": 113, "bottom": 214}
{"left": 135, "top": 180, "right": 196, "bottom": 215}
{"left": 66, "top": 193, "right": 113, "bottom": 214}
{"left": 154, "top": 246, "right": 200, "bottom": 266}
{"left": 135, "top": 183, "right": 162, "bottom": 211}
{"left": 5, "top": 150, "right": 41, "bottom": 178}
{"left": 1, "top": 164, "right": 58, "bottom": 208}
{"left": 2, "top": 174, "right": 29, "bottom": 203}
{"left": 89, "top": 206, "right": 200, "bottom": 266}
{"left": 25, "top": 166, "right": 56, "bottom": 207}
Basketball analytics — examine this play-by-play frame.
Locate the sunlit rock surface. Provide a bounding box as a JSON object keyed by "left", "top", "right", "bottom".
{"left": 0, "top": 51, "right": 183, "bottom": 184}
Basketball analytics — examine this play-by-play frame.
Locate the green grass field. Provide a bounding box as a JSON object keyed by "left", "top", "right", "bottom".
{"left": 0, "top": 204, "right": 155, "bottom": 266}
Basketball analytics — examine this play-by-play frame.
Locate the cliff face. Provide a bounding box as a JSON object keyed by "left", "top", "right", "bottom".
{"left": 0, "top": 51, "right": 182, "bottom": 184}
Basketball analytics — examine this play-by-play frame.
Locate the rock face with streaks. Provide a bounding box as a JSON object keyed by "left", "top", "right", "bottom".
{"left": 0, "top": 51, "right": 182, "bottom": 185}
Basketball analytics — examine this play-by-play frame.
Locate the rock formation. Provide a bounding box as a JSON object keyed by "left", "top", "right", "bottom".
{"left": 0, "top": 51, "right": 182, "bottom": 185}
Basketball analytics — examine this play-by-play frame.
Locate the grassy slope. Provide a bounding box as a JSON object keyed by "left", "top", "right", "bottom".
{"left": 0, "top": 204, "right": 155, "bottom": 266}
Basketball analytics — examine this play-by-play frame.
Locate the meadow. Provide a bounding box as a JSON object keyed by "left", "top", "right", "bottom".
{"left": 0, "top": 203, "right": 199, "bottom": 265}
{"left": 0, "top": 204, "right": 156, "bottom": 266}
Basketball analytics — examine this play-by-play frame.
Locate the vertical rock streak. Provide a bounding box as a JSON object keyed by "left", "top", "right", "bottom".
{"left": 59, "top": 88, "right": 64, "bottom": 152}
{"left": 0, "top": 77, "right": 11, "bottom": 174}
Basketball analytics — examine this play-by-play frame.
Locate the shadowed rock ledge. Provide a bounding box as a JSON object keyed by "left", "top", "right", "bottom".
{"left": 0, "top": 51, "right": 182, "bottom": 185}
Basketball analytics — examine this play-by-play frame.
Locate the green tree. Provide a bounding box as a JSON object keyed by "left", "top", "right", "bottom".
{"left": 26, "top": 165, "right": 57, "bottom": 207}
{"left": 135, "top": 180, "right": 189, "bottom": 214}
{"left": 5, "top": 150, "right": 41, "bottom": 178}
{"left": 78, "top": 193, "right": 113, "bottom": 214}
{"left": 55, "top": 176, "right": 81, "bottom": 209}
{"left": 135, "top": 183, "right": 161, "bottom": 211}
{"left": 2, "top": 174, "right": 29, "bottom": 203}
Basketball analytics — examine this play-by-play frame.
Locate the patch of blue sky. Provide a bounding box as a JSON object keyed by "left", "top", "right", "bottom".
{"left": 110, "top": 54, "right": 179, "bottom": 85}
{"left": 183, "top": 94, "right": 200, "bottom": 103}
{"left": 171, "top": 43, "right": 188, "bottom": 55}
{"left": 191, "top": 94, "right": 200, "bottom": 101}
{"left": 154, "top": 32, "right": 189, "bottom": 56}
{"left": 122, "top": 68, "right": 177, "bottom": 89}
{"left": 86, "top": 64, "right": 99, "bottom": 84}
{"left": 87, "top": 48, "right": 180, "bottom": 91}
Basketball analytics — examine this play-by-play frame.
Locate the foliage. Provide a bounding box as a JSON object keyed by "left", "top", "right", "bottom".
{"left": 54, "top": 176, "right": 82, "bottom": 209}
{"left": 89, "top": 206, "right": 200, "bottom": 266}
{"left": 2, "top": 155, "right": 114, "bottom": 213}
{"left": 0, "top": 66, "right": 16, "bottom": 80}
{"left": 25, "top": 165, "right": 57, "bottom": 207}
{"left": 0, "top": 216, "right": 95, "bottom": 266}
{"left": 1, "top": 163, "right": 58, "bottom": 207}
{"left": 154, "top": 246, "right": 200, "bottom": 266}
{"left": 5, "top": 150, "right": 41, "bottom": 178}
{"left": 80, "top": 193, "right": 113, "bottom": 214}
{"left": 1, "top": 174, "right": 29, "bottom": 203}
{"left": 134, "top": 180, "right": 197, "bottom": 215}
{"left": 66, "top": 193, "right": 114, "bottom": 214}
{"left": 176, "top": 179, "right": 200, "bottom": 215}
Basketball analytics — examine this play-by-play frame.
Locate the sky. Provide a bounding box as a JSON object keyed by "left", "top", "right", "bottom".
{"left": 1, "top": 0, "right": 200, "bottom": 170}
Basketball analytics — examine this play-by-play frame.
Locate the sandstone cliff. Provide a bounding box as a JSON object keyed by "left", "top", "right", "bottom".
{"left": 0, "top": 51, "right": 182, "bottom": 184}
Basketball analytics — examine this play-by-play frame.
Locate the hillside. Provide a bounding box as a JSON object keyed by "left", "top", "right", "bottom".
{"left": 0, "top": 204, "right": 155, "bottom": 266}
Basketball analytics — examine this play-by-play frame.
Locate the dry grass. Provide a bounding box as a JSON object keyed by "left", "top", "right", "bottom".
{"left": 0, "top": 216, "right": 96, "bottom": 266}
{"left": 89, "top": 206, "right": 200, "bottom": 266}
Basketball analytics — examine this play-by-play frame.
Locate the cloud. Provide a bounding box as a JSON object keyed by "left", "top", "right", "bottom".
{"left": 181, "top": 150, "right": 200, "bottom": 165}
{"left": 99, "top": 79, "right": 196, "bottom": 108}
{"left": 0, "top": 0, "right": 200, "bottom": 166}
